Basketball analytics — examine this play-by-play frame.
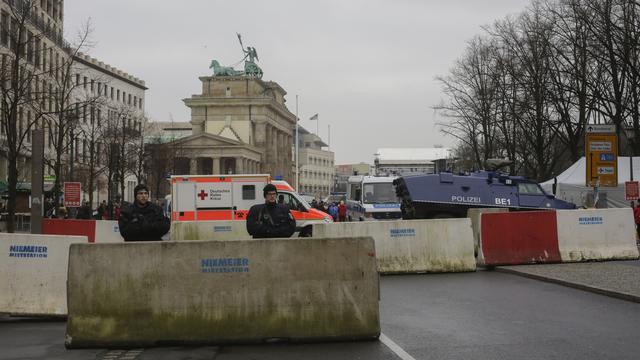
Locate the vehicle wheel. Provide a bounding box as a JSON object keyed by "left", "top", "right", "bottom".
{"left": 431, "top": 213, "right": 454, "bottom": 219}
{"left": 359, "top": 217, "right": 364, "bottom": 221}
{"left": 299, "top": 226, "right": 312, "bottom": 237}
{"left": 347, "top": 215, "right": 352, "bottom": 222}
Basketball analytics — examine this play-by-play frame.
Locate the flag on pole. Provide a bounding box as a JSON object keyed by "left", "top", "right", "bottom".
{"left": 309, "top": 113, "right": 318, "bottom": 120}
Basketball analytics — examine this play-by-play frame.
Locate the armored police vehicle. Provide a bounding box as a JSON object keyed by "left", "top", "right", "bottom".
{"left": 394, "top": 170, "right": 576, "bottom": 219}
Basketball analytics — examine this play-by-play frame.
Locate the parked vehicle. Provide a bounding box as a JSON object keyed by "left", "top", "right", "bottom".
{"left": 394, "top": 171, "right": 576, "bottom": 219}
{"left": 346, "top": 175, "right": 401, "bottom": 221}
{"left": 169, "top": 174, "right": 332, "bottom": 236}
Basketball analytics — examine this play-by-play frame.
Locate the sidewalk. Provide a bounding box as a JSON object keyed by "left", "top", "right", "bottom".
{"left": 496, "top": 259, "right": 640, "bottom": 303}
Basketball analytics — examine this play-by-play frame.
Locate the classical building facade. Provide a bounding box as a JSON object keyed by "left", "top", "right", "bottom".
{"left": 181, "top": 75, "right": 296, "bottom": 182}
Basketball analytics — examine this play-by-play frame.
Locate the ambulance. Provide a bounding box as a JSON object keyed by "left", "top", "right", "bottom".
{"left": 170, "top": 174, "right": 332, "bottom": 236}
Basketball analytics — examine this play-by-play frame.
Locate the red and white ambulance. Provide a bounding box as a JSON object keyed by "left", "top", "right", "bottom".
{"left": 170, "top": 174, "right": 332, "bottom": 236}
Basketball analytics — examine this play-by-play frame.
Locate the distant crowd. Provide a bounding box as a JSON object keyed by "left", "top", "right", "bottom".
{"left": 310, "top": 199, "right": 347, "bottom": 222}
{"left": 42, "top": 198, "right": 163, "bottom": 221}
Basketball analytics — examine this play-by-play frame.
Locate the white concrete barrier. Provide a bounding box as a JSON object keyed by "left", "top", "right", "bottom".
{"left": 65, "top": 237, "right": 380, "bottom": 348}
{"left": 171, "top": 220, "right": 252, "bottom": 241}
{"left": 467, "top": 208, "right": 508, "bottom": 266}
{"left": 556, "top": 208, "right": 640, "bottom": 262}
{"left": 313, "top": 219, "right": 476, "bottom": 273}
{"left": 0, "top": 233, "right": 88, "bottom": 316}
{"left": 94, "top": 220, "right": 124, "bottom": 243}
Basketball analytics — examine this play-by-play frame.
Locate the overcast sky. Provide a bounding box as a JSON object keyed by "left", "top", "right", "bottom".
{"left": 64, "top": 0, "right": 531, "bottom": 164}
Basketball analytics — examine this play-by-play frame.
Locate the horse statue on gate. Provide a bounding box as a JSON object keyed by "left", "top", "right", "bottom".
{"left": 209, "top": 60, "right": 243, "bottom": 77}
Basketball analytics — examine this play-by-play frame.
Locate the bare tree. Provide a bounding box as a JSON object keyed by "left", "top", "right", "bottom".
{"left": 45, "top": 20, "right": 101, "bottom": 211}
{"left": 0, "top": 0, "right": 60, "bottom": 232}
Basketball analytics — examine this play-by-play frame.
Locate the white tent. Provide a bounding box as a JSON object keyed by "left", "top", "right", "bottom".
{"left": 540, "top": 156, "right": 640, "bottom": 208}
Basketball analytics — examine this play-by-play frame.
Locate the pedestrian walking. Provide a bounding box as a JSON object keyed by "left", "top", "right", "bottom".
{"left": 118, "top": 184, "right": 170, "bottom": 241}
{"left": 327, "top": 202, "right": 338, "bottom": 222}
{"left": 338, "top": 200, "right": 347, "bottom": 222}
{"left": 632, "top": 201, "right": 640, "bottom": 241}
{"left": 246, "top": 184, "right": 296, "bottom": 238}
{"left": 76, "top": 201, "right": 92, "bottom": 219}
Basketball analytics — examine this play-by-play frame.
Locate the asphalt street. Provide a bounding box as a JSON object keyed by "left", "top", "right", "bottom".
{"left": 1, "top": 269, "right": 639, "bottom": 360}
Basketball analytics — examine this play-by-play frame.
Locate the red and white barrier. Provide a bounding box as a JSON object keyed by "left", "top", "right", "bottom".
{"left": 480, "top": 211, "right": 560, "bottom": 266}
{"left": 43, "top": 219, "right": 123, "bottom": 243}
{"left": 478, "top": 209, "right": 640, "bottom": 266}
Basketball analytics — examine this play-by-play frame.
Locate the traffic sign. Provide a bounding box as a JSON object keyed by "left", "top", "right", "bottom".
{"left": 63, "top": 182, "right": 81, "bottom": 207}
{"left": 625, "top": 181, "right": 639, "bottom": 200}
{"left": 586, "top": 132, "right": 618, "bottom": 187}
{"left": 586, "top": 124, "right": 616, "bottom": 133}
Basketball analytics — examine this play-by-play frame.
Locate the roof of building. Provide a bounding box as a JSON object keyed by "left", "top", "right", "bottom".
{"left": 375, "top": 148, "right": 453, "bottom": 164}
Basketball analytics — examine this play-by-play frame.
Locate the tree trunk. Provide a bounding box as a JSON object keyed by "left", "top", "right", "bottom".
{"left": 6, "top": 152, "right": 18, "bottom": 233}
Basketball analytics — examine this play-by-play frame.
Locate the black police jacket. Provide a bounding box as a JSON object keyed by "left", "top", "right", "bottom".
{"left": 118, "top": 202, "right": 170, "bottom": 241}
{"left": 246, "top": 202, "right": 296, "bottom": 239}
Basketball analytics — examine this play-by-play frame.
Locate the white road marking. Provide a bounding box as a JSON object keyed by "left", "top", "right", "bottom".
{"left": 380, "top": 333, "right": 418, "bottom": 360}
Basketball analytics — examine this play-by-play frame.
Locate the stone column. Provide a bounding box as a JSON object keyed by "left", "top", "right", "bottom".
{"left": 212, "top": 156, "right": 220, "bottom": 174}
{"left": 189, "top": 158, "right": 197, "bottom": 175}
{"left": 236, "top": 157, "right": 244, "bottom": 174}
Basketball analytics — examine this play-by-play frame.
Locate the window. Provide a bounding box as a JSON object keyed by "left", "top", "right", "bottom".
{"left": 83, "top": 77, "right": 87, "bottom": 89}
{"left": 75, "top": 74, "right": 80, "bottom": 86}
{"left": 27, "top": 31, "right": 33, "bottom": 63}
{"left": 34, "top": 39, "right": 40, "bottom": 67}
{"left": 110, "top": 87, "right": 114, "bottom": 99}
{"left": 277, "top": 192, "right": 302, "bottom": 211}
{"left": 0, "top": 11, "right": 7, "bottom": 46}
{"left": 517, "top": 183, "right": 545, "bottom": 196}
{"left": 242, "top": 185, "right": 255, "bottom": 200}
{"left": 128, "top": 94, "right": 131, "bottom": 105}
{"left": 117, "top": 89, "right": 120, "bottom": 100}
{"left": 90, "top": 80, "right": 94, "bottom": 92}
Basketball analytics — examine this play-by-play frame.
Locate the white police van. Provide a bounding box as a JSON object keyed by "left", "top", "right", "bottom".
{"left": 346, "top": 175, "right": 401, "bottom": 221}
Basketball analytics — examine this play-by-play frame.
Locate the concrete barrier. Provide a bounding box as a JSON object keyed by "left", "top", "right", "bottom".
{"left": 556, "top": 208, "right": 640, "bottom": 262}
{"left": 94, "top": 220, "right": 124, "bottom": 243}
{"left": 65, "top": 237, "right": 380, "bottom": 348}
{"left": 467, "top": 208, "right": 508, "bottom": 266}
{"left": 313, "top": 219, "right": 475, "bottom": 274}
{"left": 0, "top": 233, "right": 88, "bottom": 316}
{"left": 43, "top": 219, "right": 95, "bottom": 242}
{"left": 43, "top": 219, "right": 123, "bottom": 243}
{"left": 171, "top": 220, "right": 252, "bottom": 241}
{"left": 481, "top": 211, "right": 561, "bottom": 266}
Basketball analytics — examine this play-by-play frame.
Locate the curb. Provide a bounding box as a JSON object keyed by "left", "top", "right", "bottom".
{"left": 495, "top": 267, "right": 640, "bottom": 304}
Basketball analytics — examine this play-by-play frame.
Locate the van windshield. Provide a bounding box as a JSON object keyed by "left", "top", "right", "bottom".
{"left": 362, "top": 183, "right": 397, "bottom": 204}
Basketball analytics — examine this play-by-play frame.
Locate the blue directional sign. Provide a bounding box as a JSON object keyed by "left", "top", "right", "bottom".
{"left": 599, "top": 153, "right": 615, "bottom": 162}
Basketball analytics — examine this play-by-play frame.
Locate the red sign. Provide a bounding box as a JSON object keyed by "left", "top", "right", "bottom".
{"left": 63, "top": 182, "right": 82, "bottom": 207}
{"left": 625, "top": 181, "right": 639, "bottom": 201}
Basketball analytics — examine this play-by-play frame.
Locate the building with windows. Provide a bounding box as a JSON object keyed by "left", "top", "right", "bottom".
{"left": 296, "top": 125, "right": 334, "bottom": 198}
{"left": 374, "top": 148, "right": 453, "bottom": 176}
{"left": 70, "top": 53, "right": 147, "bottom": 203}
{"left": 0, "top": 1, "right": 147, "bottom": 206}
{"left": 334, "top": 163, "right": 373, "bottom": 193}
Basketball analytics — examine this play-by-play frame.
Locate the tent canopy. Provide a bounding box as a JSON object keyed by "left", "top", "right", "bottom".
{"left": 540, "top": 156, "right": 640, "bottom": 208}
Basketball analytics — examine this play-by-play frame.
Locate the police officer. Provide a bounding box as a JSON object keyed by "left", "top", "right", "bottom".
{"left": 246, "top": 184, "right": 296, "bottom": 238}
{"left": 119, "top": 184, "right": 170, "bottom": 241}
